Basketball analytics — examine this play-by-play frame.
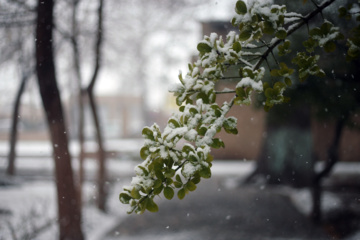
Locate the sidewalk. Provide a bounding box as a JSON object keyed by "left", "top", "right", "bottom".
{"left": 105, "top": 176, "right": 330, "bottom": 240}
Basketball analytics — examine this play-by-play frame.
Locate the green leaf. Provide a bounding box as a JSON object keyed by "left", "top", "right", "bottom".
{"left": 185, "top": 181, "right": 197, "bottom": 192}
{"left": 270, "top": 6, "right": 279, "bottom": 14}
{"left": 270, "top": 69, "right": 279, "bottom": 77}
{"left": 223, "top": 118, "right": 238, "bottom": 135}
{"left": 137, "top": 165, "right": 149, "bottom": 176}
{"left": 191, "top": 175, "right": 201, "bottom": 184}
{"left": 263, "top": 82, "right": 270, "bottom": 91}
{"left": 164, "top": 187, "right": 175, "bottom": 200}
{"left": 324, "top": 41, "right": 336, "bottom": 52}
{"left": 299, "top": 71, "right": 309, "bottom": 82}
{"left": 234, "top": 96, "right": 243, "bottom": 105}
{"left": 211, "top": 105, "right": 222, "bottom": 117}
{"left": 188, "top": 63, "right": 193, "bottom": 71}
{"left": 164, "top": 169, "right": 176, "bottom": 178}
{"left": 199, "top": 167, "right": 211, "bottom": 179}
{"left": 119, "top": 193, "right": 132, "bottom": 204}
{"left": 232, "top": 41, "right": 242, "bottom": 53}
{"left": 273, "top": 82, "right": 286, "bottom": 91}
{"left": 153, "top": 158, "right": 163, "bottom": 171}
{"left": 173, "top": 181, "right": 183, "bottom": 188}
{"left": 208, "top": 91, "right": 216, "bottom": 103}
{"left": 178, "top": 188, "right": 186, "bottom": 200}
{"left": 175, "top": 174, "right": 183, "bottom": 183}
{"left": 275, "top": 29, "right": 287, "bottom": 39}
{"left": 205, "top": 154, "right": 213, "bottom": 163}
{"left": 189, "top": 107, "right": 199, "bottom": 116}
{"left": 153, "top": 185, "right": 164, "bottom": 195}
{"left": 224, "top": 126, "right": 238, "bottom": 135}
{"left": 242, "top": 67, "right": 255, "bottom": 78}
{"left": 137, "top": 202, "right": 146, "bottom": 214}
{"left": 197, "top": 42, "right": 212, "bottom": 54}
{"left": 142, "top": 127, "right": 154, "bottom": 141}
{"left": 316, "top": 69, "right": 326, "bottom": 78}
{"left": 278, "top": 15, "right": 285, "bottom": 25}
{"left": 309, "top": 27, "right": 322, "bottom": 37}
{"left": 131, "top": 188, "right": 141, "bottom": 199}
{"left": 153, "top": 179, "right": 162, "bottom": 189}
{"left": 188, "top": 154, "right": 198, "bottom": 163}
{"left": 278, "top": 62, "right": 294, "bottom": 76}
{"left": 168, "top": 118, "right": 181, "bottom": 128}
{"left": 210, "top": 138, "right": 225, "bottom": 149}
{"left": 265, "top": 88, "right": 275, "bottom": 98}
{"left": 239, "top": 28, "right": 252, "bottom": 41}
{"left": 165, "top": 178, "right": 173, "bottom": 186}
{"left": 140, "top": 146, "right": 149, "bottom": 160}
{"left": 303, "top": 38, "right": 317, "bottom": 53}
{"left": 235, "top": 0, "right": 247, "bottom": 15}
{"left": 231, "top": 17, "right": 237, "bottom": 26}
{"left": 262, "top": 21, "right": 275, "bottom": 35}
{"left": 320, "top": 21, "right": 332, "bottom": 34}
{"left": 198, "top": 126, "right": 207, "bottom": 136}
{"left": 348, "top": 46, "right": 360, "bottom": 58}
{"left": 284, "top": 77, "right": 292, "bottom": 86}
{"left": 197, "top": 92, "right": 210, "bottom": 104}
{"left": 155, "top": 170, "right": 165, "bottom": 181}
{"left": 252, "top": 29, "right": 262, "bottom": 40}
{"left": 145, "top": 198, "right": 159, "bottom": 212}
{"left": 278, "top": 40, "right": 291, "bottom": 56}
{"left": 182, "top": 145, "right": 195, "bottom": 154}
{"left": 284, "top": 40, "right": 291, "bottom": 48}
{"left": 236, "top": 87, "right": 246, "bottom": 98}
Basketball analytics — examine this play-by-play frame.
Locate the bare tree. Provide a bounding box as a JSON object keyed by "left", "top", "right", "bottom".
{"left": 1, "top": 1, "right": 35, "bottom": 176}
{"left": 311, "top": 114, "right": 348, "bottom": 221}
{"left": 85, "top": 0, "right": 107, "bottom": 211}
{"left": 6, "top": 58, "right": 33, "bottom": 176}
{"left": 68, "top": 0, "right": 87, "bottom": 207}
{"left": 35, "top": 0, "right": 84, "bottom": 239}
{"left": 66, "top": 0, "right": 106, "bottom": 211}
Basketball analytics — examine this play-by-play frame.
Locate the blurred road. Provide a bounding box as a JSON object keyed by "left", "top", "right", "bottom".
{"left": 105, "top": 176, "right": 330, "bottom": 240}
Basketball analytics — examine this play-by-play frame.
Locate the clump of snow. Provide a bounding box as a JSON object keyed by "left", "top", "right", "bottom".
{"left": 236, "top": 77, "right": 263, "bottom": 91}
{"left": 168, "top": 83, "right": 183, "bottom": 93}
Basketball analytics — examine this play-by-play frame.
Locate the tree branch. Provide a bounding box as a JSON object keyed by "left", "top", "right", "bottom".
{"left": 253, "top": 0, "right": 336, "bottom": 71}
{"left": 87, "top": 0, "right": 104, "bottom": 92}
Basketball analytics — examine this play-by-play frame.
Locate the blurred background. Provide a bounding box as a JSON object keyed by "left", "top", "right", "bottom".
{"left": 0, "top": 0, "right": 234, "bottom": 141}
{"left": 1, "top": 0, "right": 360, "bottom": 239}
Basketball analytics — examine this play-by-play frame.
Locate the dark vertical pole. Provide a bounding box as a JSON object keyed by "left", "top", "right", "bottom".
{"left": 35, "top": 0, "right": 84, "bottom": 239}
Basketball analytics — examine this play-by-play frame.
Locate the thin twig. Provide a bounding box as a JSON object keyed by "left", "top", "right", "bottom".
{"left": 253, "top": 0, "right": 336, "bottom": 70}
{"left": 215, "top": 90, "right": 236, "bottom": 94}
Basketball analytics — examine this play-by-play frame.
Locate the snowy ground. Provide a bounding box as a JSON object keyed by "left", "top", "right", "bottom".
{"left": 0, "top": 140, "right": 360, "bottom": 239}
{"left": 0, "top": 157, "right": 254, "bottom": 240}
{"left": 0, "top": 140, "right": 253, "bottom": 240}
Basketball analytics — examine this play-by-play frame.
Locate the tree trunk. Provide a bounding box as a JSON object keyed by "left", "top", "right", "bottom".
{"left": 245, "top": 104, "right": 314, "bottom": 187}
{"left": 6, "top": 71, "right": 29, "bottom": 176}
{"left": 70, "top": 0, "right": 86, "bottom": 207}
{"left": 35, "top": 1, "right": 84, "bottom": 239}
{"left": 86, "top": 0, "right": 107, "bottom": 211}
{"left": 87, "top": 90, "right": 107, "bottom": 211}
{"left": 311, "top": 115, "right": 347, "bottom": 222}
{"left": 77, "top": 91, "right": 86, "bottom": 205}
